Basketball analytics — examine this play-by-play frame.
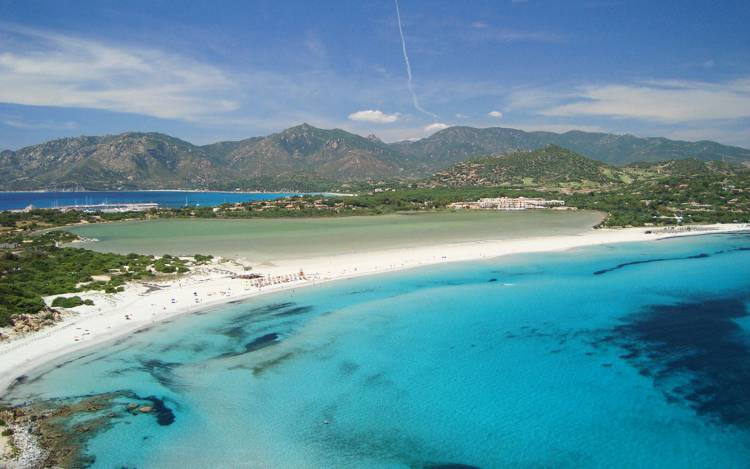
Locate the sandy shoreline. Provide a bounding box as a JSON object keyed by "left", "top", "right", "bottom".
{"left": 1, "top": 223, "right": 748, "bottom": 399}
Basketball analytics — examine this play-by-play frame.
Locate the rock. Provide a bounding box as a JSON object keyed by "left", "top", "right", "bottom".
{"left": 127, "top": 403, "right": 138, "bottom": 411}
{"left": 138, "top": 406, "right": 153, "bottom": 413}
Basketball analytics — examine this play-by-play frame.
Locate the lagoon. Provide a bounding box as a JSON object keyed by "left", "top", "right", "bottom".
{"left": 68, "top": 210, "right": 604, "bottom": 262}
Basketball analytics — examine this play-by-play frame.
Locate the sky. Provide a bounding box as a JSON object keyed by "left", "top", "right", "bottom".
{"left": 0, "top": 0, "right": 749, "bottom": 150}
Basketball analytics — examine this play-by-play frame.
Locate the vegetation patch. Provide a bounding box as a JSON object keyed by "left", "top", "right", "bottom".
{"left": 0, "top": 230, "right": 210, "bottom": 327}
{"left": 50, "top": 296, "right": 94, "bottom": 309}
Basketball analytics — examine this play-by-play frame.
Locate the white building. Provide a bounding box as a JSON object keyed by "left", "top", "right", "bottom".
{"left": 449, "top": 197, "right": 565, "bottom": 211}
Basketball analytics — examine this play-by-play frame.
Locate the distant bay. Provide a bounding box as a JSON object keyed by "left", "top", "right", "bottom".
{"left": 0, "top": 191, "right": 301, "bottom": 210}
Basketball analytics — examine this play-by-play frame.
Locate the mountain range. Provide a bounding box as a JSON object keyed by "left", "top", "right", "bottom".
{"left": 1, "top": 124, "right": 749, "bottom": 191}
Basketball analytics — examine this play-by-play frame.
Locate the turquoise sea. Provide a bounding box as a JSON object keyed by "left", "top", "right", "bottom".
{"left": 5, "top": 233, "right": 750, "bottom": 468}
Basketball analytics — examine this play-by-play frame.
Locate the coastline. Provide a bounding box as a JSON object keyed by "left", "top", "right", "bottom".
{"left": 1, "top": 223, "right": 748, "bottom": 399}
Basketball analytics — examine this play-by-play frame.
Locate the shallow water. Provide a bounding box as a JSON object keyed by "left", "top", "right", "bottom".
{"left": 5, "top": 232, "right": 750, "bottom": 468}
{"left": 67, "top": 210, "right": 603, "bottom": 261}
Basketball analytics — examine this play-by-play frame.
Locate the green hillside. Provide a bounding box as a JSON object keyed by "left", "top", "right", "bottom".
{"left": 427, "top": 145, "right": 626, "bottom": 188}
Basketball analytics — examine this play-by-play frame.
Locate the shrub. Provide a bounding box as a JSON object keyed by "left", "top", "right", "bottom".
{"left": 154, "top": 263, "right": 176, "bottom": 273}
{"left": 51, "top": 296, "right": 94, "bottom": 308}
{"left": 193, "top": 254, "right": 214, "bottom": 264}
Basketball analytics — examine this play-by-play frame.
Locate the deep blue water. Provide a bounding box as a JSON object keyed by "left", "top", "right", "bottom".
{"left": 5, "top": 233, "right": 750, "bottom": 468}
{"left": 0, "top": 191, "right": 299, "bottom": 210}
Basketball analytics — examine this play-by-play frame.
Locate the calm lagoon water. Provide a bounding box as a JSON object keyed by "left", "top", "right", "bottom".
{"left": 0, "top": 191, "right": 297, "bottom": 210}
{"left": 5, "top": 232, "right": 750, "bottom": 468}
{"left": 68, "top": 211, "right": 604, "bottom": 261}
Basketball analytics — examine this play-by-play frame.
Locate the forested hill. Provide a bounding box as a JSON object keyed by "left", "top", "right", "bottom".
{"left": 426, "top": 145, "right": 624, "bottom": 188}
{"left": 425, "top": 145, "right": 750, "bottom": 190}
{"left": 2, "top": 124, "right": 749, "bottom": 191}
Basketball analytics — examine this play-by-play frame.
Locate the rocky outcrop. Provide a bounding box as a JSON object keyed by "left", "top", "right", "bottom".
{"left": 0, "top": 391, "right": 173, "bottom": 468}
{"left": 8, "top": 310, "right": 64, "bottom": 336}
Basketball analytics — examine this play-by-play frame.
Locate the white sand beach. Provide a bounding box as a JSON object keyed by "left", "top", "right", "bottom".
{"left": 0, "top": 223, "right": 748, "bottom": 397}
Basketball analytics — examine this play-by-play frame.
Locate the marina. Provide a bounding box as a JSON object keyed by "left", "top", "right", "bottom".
{"left": 13, "top": 202, "right": 160, "bottom": 213}
{"left": 0, "top": 191, "right": 298, "bottom": 211}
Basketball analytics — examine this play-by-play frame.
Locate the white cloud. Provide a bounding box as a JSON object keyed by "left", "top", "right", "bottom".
{"left": 488, "top": 110, "right": 504, "bottom": 119}
{"left": 0, "top": 25, "right": 239, "bottom": 121}
{"left": 424, "top": 122, "right": 450, "bottom": 133}
{"left": 347, "top": 109, "right": 400, "bottom": 124}
{"left": 455, "top": 113, "right": 469, "bottom": 119}
{"left": 1, "top": 115, "right": 77, "bottom": 130}
{"left": 538, "top": 78, "right": 750, "bottom": 122}
{"left": 471, "top": 21, "right": 488, "bottom": 29}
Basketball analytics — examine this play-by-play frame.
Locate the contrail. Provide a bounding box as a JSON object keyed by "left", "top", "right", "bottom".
{"left": 394, "top": 0, "right": 436, "bottom": 117}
